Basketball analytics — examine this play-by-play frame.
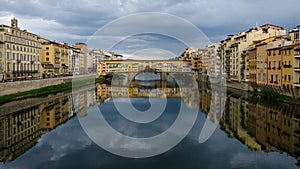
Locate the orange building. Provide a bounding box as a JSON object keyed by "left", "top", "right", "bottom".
{"left": 266, "top": 43, "right": 282, "bottom": 88}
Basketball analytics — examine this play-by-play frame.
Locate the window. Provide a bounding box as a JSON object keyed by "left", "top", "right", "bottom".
{"left": 288, "top": 75, "right": 291, "bottom": 81}
{"left": 271, "top": 74, "right": 274, "bottom": 82}
{"left": 46, "top": 57, "right": 49, "bottom": 61}
{"left": 6, "top": 52, "right": 9, "bottom": 60}
{"left": 6, "top": 44, "right": 10, "bottom": 49}
{"left": 275, "top": 74, "right": 279, "bottom": 82}
{"left": 46, "top": 52, "right": 49, "bottom": 56}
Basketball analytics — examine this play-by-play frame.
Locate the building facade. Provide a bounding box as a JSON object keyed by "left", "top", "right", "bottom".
{"left": 0, "top": 18, "right": 41, "bottom": 81}
{"left": 294, "top": 45, "right": 300, "bottom": 97}
{"left": 220, "top": 24, "right": 286, "bottom": 82}
{"left": 75, "top": 42, "right": 88, "bottom": 74}
{"left": 39, "top": 38, "right": 69, "bottom": 78}
{"left": 281, "top": 44, "right": 297, "bottom": 96}
{"left": 68, "top": 46, "right": 80, "bottom": 75}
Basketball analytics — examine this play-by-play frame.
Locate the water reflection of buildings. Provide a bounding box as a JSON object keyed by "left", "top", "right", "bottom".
{"left": 72, "top": 87, "right": 96, "bottom": 117}
{"left": 96, "top": 83, "right": 225, "bottom": 125}
{"left": 0, "top": 105, "right": 41, "bottom": 162}
{"left": 220, "top": 94, "right": 300, "bottom": 164}
{"left": 0, "top": 88, "right": 95, "bottom": 162}
{"left": 96, "top": 83, "right": 200, "bottom": 109}
{"left": 198, "top": 83, "right": 226, "bottom": 125}
{"left": 40, "top": 96, "right": 72, "bottom": 133}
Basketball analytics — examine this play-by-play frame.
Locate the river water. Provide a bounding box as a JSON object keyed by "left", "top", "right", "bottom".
{"left": 0, "top": 81, "right": 299, "bottom": 169}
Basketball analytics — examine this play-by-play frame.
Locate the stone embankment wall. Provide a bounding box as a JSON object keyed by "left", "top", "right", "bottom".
{"left": 0, "top": 74, "right": 96, "bottom": 96}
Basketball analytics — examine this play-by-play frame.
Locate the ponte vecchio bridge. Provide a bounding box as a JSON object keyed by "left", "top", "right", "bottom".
{"left": 97, "top": 60, "right": 194, "bottom": 81}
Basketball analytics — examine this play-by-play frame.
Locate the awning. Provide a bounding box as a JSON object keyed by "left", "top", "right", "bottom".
{"left": 61, "top": 64, "right": 68, "bottom": 68}
{"left": 43, "top": 63, "right": 54, "bottom": 69}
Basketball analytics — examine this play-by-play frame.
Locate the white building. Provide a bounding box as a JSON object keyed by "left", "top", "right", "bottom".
{"left": 68, "top": 46, "right": 80, "bottom": 75}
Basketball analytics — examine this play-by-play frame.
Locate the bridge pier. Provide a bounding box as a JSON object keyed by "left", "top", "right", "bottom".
{"left": 160, "top": 72, "right": 167, "bottom": 81}
{"left": 161, "top": 80, "right": 167, "bottom": 88}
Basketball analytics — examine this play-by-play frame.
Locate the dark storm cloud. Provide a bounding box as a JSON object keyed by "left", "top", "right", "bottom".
{"left": 0, "top": 0, "right": 299, "bottom": 57}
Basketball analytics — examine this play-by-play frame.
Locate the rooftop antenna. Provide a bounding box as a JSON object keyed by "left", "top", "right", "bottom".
{"left": 256, "top": 22, "right": 260, "bottom": 29}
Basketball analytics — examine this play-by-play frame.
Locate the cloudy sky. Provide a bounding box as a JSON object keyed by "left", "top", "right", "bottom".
{"left": 0, "top": 0, "right": 299, "bottom": 59}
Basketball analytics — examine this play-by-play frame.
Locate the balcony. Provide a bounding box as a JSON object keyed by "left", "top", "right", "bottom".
{"left": 295, "top": 67, "right": 300, "bottom": 71}
{"left": 55, "top": 50, "right": 60, "bottom": 54}
{"left": 295, "top": 82, "right": 300, "bottom": 87}
{"left": 30, "top": 70, "right": 38, "bottom": 73}
{"left": 12, "top": 70, "right": 24, "bottom": 74}
{"left": 283, "top": 64, "right": 292, "bottom": 68}
{"left": 55, "top": 55, "right": 60, "bottom": 59}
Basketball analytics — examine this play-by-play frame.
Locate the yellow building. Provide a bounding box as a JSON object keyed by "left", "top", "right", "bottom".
{"left": 179, "top": 47, "right": 206, "bottom": 74}
{"left": 39, "top": 38, "right": 69, "bottom": 78}
{"left": 0, "top": 18, "right": 41, "bottom": 81}
{"left": 288, "top": 26, "right": 300, "bottom": 43}
{"left": 281, "top": 44, "right": 297, "bottom": 96}
{"left": 244, "top": 45, "right": 256, "bottom": 83}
